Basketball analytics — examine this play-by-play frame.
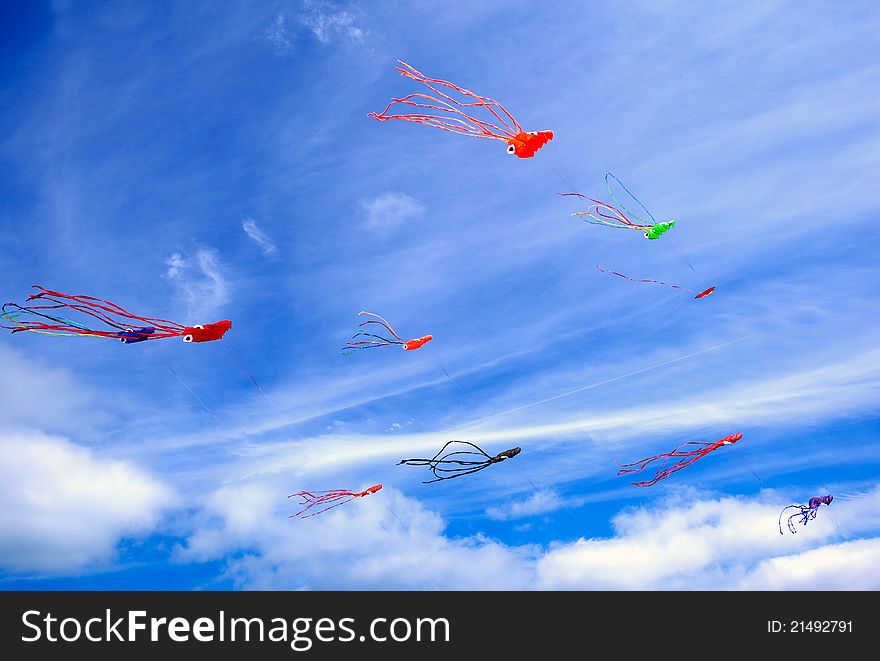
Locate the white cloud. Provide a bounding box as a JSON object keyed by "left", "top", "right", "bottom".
{"left": 487, "top": 489, "right": 577, "bottom": 521}
{"left": 738, "top": 538, "right": 880, "bottom": 589}
{"left": 242, "top": 218, "right": 277, "bottom": 256}
{"left": 179, "top": 480, "right": 880, "bottom": 590}
{"left": 0, "top": 344, "right": 94, "bottom": 431}
{"left": 536, "top": 487, "right": 880, "bottom": 590}
{"left": 0, "top": 433, "right": 174, "bottom": 574}
{"left": 178, "top": 480, "right": 535, "bottom": 590}
{"left": 361, "top": 192, "right": 425, "bottom": 232}
{"left": 163, "top": 248, "right": 229, "bottom": 320}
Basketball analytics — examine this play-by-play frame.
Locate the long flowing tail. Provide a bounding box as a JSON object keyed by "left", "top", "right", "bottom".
{"left": 368, "top": 60, "right": 522, "bottom": 142}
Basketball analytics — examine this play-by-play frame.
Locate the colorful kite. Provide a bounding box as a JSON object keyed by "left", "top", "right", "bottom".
{"left": 341, "top": 311, "right": 432, "bottom": 354}
{"left": 596, "top": 267, "right": 715, "bottom": 299}
{"left": 369, "top": 61, "right": 553, "bottom": 158}
{"left": 560, "top": 173, "right": 676, "bottom": 239}
{"left": 1, "top": 286, "right": 231, "bottom": 343}
{"left": 289, "top": 485, "right": 383, "bottom": 519}
{"left": 778, "top": 494, "right": 833, "bottom": 535}
{"left": 617, "top": 433, "right": 742, "bottom": 487}
{"left": 398, "top": 441, "right": 521, "bottom": 483}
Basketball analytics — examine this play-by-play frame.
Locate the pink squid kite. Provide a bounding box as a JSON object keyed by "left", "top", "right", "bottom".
{"left": 288, "top": 485, "right": 383, "bottom": 519}
{"left": 617, "top": 433, "right": 743, "bottom": 487}
{"left": 369, "top": 61, "right": 553, "bottom": 158}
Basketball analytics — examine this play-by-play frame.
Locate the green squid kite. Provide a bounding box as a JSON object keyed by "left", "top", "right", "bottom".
{"left": 560, "top": 173, "right": 678, "bottom": 240}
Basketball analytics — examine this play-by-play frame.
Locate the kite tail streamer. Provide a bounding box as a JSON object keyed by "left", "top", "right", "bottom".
{"left": 369, "top": 61, "right": 521, "bottom": 141}
{"left": 596, "top": 266, "right": 691, "bottom": 292}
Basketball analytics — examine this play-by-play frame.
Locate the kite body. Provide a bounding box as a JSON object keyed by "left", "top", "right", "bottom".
{"left": 403, "top": 335, "right": 433, "bottom": 351}
{"left": 506, "top": 130, "right": 554, "bottom": 158}
{"left": 183, "top": 320, "right": 232, "bottom": 343}
{"left": 644, "top": 221, "right": 676, "bottom": 240}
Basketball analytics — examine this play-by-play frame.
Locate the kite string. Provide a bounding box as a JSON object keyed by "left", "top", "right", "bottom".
{"left": 536, "top": 140, "right": 580, "bottom": 197}
{"left": 153, "top": 349, "right": 226, "bottom": 427}
{"left": 733, "top": 441, "right": 765, "bottom": 487}
{"left": 545, "top": 140, "right": 579, "bottom": 195}
{"left": 221, "top": 337, "right": 307, "bottom": 443}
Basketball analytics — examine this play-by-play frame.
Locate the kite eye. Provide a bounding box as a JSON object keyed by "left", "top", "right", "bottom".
{"left": 530, "top": 131, "right": 538, "bottom": 135}
{"left": 183, "top": 334, "right": 194, "bottom": 343}
{"left": 118, "top": 337, "right": 126, "bottom": 343}
{"left": 506, "top": 144, "right": 516, "bottom": 155}
{"left": 194, "top": 324, "right": 204, "bottom": 329}
{"left": 643, "top": 232, "right": 650, "bottom": 239}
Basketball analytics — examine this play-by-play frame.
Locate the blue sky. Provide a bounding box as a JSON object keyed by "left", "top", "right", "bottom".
{"left": 1, "top": 0, "right": 879, "bottom": 590}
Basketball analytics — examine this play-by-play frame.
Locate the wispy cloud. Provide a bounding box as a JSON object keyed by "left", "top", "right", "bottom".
{"left": 266, "top": 2, "right": 365, "bottom": 53}
{"left": 487, "top": 489, "right": 580, "bottom": 521}
{"left": 242, "top": 218, "right": 277, "bottom": 256}
{"left": 300, "top": 1, "right": 364, "bottom": 44}
{"left": 163, "top": 249, "right": 229, "bottom": 320}
{"left": 361, "top": 192, "right": 425, "bottom": 232}
{"left": 156, "top": 342, "right": 880, "bottom": 487}
{"left": 164, "top": 252, "right": 188, "bottom": 279}
{"left": 265, "top": 13, "right": 293, "bottom": 53}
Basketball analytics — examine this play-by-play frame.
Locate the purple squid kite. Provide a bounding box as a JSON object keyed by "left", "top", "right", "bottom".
{"left": 778, "top": 495, "right": 833, "bottom": 535}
